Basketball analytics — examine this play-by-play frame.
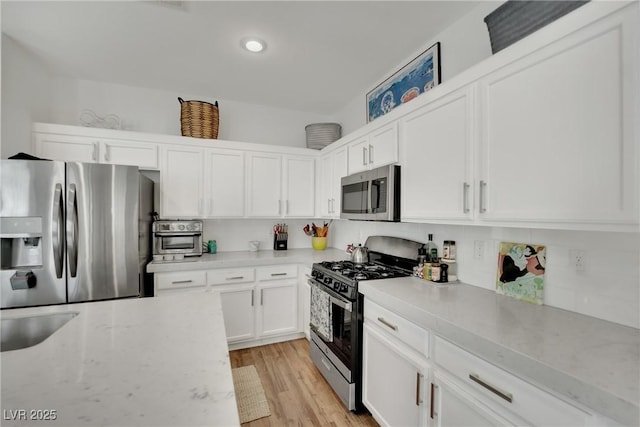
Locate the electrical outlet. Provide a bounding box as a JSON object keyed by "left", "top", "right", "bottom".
{"left": 572, "top": 249, "right": 586, "bottom": 272}
{"left": 474, "top": 240, "right": 485, "bottom": 260}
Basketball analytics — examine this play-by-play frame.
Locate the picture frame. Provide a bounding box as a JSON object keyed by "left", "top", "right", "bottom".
{"left": 366, "top": 41, "right": 441, "bottom": 123}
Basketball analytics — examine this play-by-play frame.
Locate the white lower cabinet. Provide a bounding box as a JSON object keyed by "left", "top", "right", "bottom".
{"left": 433, "top": 336, "right": 591, "bottom": 427}
{"left": 208, "top": 264, "right": 299, "bottom": 347}
{"left": 362, "top": 298, "right": 430, "bottom": 427}
{"left": 431, "top": 370, "right": 516, "bottom": 427}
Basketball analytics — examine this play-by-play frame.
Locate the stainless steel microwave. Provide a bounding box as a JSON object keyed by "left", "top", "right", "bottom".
{"left": 152, "top": 220, "right": 203, "bottom": 257}
{"left": 340, "top": 165, "right": 400, "bottom": 221}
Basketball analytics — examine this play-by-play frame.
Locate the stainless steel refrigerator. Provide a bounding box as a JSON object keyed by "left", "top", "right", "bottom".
{"left": 0, "top": 160, "right": 154, "bottom": 309}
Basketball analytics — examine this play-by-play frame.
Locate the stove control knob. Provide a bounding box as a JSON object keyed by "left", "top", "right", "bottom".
{"left": 178, "top": 224, "right": 185, "bottom": 231}
{"left": 324, "top": 277, "right": 331, "bottom": 285}
{"left": 340, "top": 284, "right": 348, "bottom": 293}
{"left": 334, "top": 283, "right": 340, "bottom": 291}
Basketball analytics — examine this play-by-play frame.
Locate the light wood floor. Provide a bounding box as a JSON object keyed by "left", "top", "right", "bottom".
{"left": 230, "top": 338, "right": 379, "bottom": 427}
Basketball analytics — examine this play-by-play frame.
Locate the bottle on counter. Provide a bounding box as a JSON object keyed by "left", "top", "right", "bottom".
{"left": 423, "top": 262, "right": 432, "bottom": 281}
{"left": 417, "top": 244, "right": 428, "bottom": 264}
{"left": 430, "top": 261, "right": 441, "bottom": 282}
{"left": 443, "top": 240, "right": 456, "bottom": 261}
{"left": 426, "top": 234, "right": 437, "bottom": 262}
{"left": 440, "top": 263, "right": 449, "bottom": 283}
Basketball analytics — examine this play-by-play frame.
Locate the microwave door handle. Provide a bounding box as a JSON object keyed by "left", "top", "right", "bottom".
{"left": 367, "top": 180, "right": 373, "bottom": 214}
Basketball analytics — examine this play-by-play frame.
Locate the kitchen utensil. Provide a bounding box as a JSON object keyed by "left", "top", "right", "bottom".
{"left": 347, "top": 244, "right": 369, "bottom": 264}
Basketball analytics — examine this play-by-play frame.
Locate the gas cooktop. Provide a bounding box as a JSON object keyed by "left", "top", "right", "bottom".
{"left": 316, "top": 260, "right": 411, "bottom": 281}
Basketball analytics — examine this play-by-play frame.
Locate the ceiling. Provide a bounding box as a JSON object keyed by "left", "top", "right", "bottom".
{"left": 1, "top": 1, "right": 479, "bottom": 115}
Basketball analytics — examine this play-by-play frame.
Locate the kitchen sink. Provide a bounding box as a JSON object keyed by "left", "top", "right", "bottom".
{"left": 1, "top": 312, "right": 79, "bottom": 352}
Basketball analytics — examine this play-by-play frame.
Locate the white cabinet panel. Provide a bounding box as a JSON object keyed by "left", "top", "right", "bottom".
{"left": 347, "top": 122, "right": 398, "bottom": 175}
{"left": 362, "top": 322, "right": 429, "bottom": 427}
{"left": 400, "top": 88, "right": 474, "bottom": 221}
{"left": 258, "top": 281, "right": 298, "bottom": 337}
{"left": 160, "top": 146, "right": 204, "bottom": 218}
{"left": 246, "top": 152, "right": 282, "bottom": 217}
{"left": 218, "top": 285, "right": 256, "bottom": 343}
{"left": 205, "top": 148, "right": 244, "bottom": 217}
{"left": 34, "top": 133, "right": 98, "bottom": 163}
{"left": 283, "top": 155, "right": 315, "bottom": 217}
{"left": 478, "top": 9, "right": 638, "bottom": 225}
{"left": 101, "top": 138, "right": 158, "bottom": 169}
{"left": 317, "top": 146, "right": 347, "bottom": 218}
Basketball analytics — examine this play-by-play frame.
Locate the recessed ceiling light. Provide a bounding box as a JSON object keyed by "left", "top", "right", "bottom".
{"left": 242, "top": 38, "right": 266, "bottom": 53}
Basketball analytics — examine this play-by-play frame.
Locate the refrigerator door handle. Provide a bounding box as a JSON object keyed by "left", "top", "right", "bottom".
{"left": 66, "top": 183, "right": 79, "bottom": 278}
{"left": 52, "top": 183, "right": 64, "bottom": 279}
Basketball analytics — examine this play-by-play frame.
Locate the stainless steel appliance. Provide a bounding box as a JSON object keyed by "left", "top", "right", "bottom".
{"left": 0, "top": 160, "right": 154, "bottom": 309}
{"left": 308, "top": 235, "right": 422, "bottom": 412}
{"left": 152, "top": 220, "right": 203, "bottom": 257}
{"left": 340, "top": 164, "right": 400, "bottom": 221}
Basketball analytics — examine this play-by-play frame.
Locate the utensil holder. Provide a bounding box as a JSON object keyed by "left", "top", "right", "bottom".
{"left": 312, "top": 237, "right": 327, "bottom": 251}
{"left": 274, "top": 233, "right": 288, "bottom": 251}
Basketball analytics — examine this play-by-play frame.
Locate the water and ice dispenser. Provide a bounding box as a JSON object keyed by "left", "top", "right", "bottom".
{"left": 1, "top": 217, "right": 43, "bottom": 290}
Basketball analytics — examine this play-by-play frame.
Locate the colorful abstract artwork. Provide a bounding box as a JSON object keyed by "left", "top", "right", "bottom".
{"left": 366, "top": 42, "right": 441, "bottom": 123}
{"left": 496, "top": 242, "right": 546, "bottom": 305}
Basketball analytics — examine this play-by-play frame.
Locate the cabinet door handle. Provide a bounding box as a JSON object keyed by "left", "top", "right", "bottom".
{"left": 278, "top": 200, "right": 282, "bottom": 215}
{"left": 430, "top": 382, "right": 435, "bottom": 418}
{"left": 463, "top": 182, "right": 470, "bottom": 213}
{"left": 362, "top": 147, "right": 368, "bottom": 166}
{"left": 416, "top": 372, "right": 422, "bottom": 406}
{"left": 171, "top": 280, "right": 193, "bottom": 284}
{"left": 377, "top": 317, "right": 398, "bottom": 331}
{"left": 331, "top": 198, "right": 335, "bottom": 214}
{"left": 479, "top": 180, "right": 487, "bottom": 213}
{"left": 105, "top": 144, "right": 111, "bottom": 162}
{"left": 469, "top": 373, "right": 513, "bottom": 403}
{"left": 251, "top": 289, "right": 254, "bottom": 307}
{"left": 328, "top": 199, "right": 332, "bottom": 214}
{"left": 260, "top": 289, "right": 264, "bottom": 305}
{"left": 92, "top": 143, "right": 98, "bottom": 161}
{"left": 368, "top": 144, "right": 373, "bottom": 164}
{"left": 286, "top": 200, "right": 289, "bottom": 214}
{"left": 226, "top": 276, "right": 244, "bottom": 280}
{"left": 209, "top": 198, "right": 213, "bottom": 216}
{"left": 271, "top": 272, "right": 287, "bottom": 277}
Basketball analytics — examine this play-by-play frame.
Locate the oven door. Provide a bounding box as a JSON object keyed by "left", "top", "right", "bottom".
{"left": 309, "top": 278, "right": 354, "bottom": 380}
{"left": 153, "top": 232, "right": 202, "bottom": 256}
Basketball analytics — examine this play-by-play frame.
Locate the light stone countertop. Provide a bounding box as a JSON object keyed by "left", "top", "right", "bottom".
{"left": 146, "top": 248, "right": 349, "bottom": 273}
{"left": 0, "top": 292, "right": 240, "bottom": 427}
{"left": 359, "top": 277, "right": 640, "bottom": 426}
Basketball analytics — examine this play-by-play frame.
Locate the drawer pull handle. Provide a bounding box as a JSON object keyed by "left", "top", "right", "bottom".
{"left": 270, "top": 272, "right": 287, "bottom": 276}
{"left": 469, "top": 373, "right": 513, "bottom": 403}
{"left": 226, "top": 276, "right": 244, "bottom": 280}
{"left": 377, "top": 317, "right": 398, "bottom": 331}
{"left": 171, "top": 280, "right": 193, "bottom": 284}
{"left": 415, "top": 372, "right": 422, "bottom": 406}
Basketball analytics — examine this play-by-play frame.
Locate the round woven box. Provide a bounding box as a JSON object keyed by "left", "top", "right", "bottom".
{"left": 305, "top": 123, "right": 341, "bottom": 149}
{"left": 179, "top": 97, "right": 219, "bottom": 139}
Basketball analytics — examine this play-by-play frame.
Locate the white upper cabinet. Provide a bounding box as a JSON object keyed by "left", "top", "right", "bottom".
{"left": 477, "top": 4, "right": 638, "bottom": 227}
{"left": 400, "top": 86, "right": 475, "bottom": 222}
{"left": 160, "top": 145, "right": 204, "bottom": 218}
{"left": 204, "top": 148, "right": 244, "bottom": 217}
{"left": 283, "top": 155, "right": 315, "bottom": 217}
{"left": 246, "top": 152, "right": 283, "bottom": 217}
{"left": 246, "top": 152, "right": 315, "bottom": 218}
{"left": 317, "top": 145, "right": 348, "bottom": 218}
{"left": 34, "top": 127, "right": 159, "bottom": 169}
{"left": 348, "top": 122, "right": 398, "bottom": 174}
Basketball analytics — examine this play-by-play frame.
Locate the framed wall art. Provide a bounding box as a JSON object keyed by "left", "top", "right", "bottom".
{"left": 496, "top": 241, "right": 546, "bottom": 305}
{"left": 366, "top": 41, "right": 441, "bottom": 123}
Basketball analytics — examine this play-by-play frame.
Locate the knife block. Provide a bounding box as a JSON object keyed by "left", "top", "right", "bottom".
{"left": 273, "top": 233, "right": 288, "bottom": 251}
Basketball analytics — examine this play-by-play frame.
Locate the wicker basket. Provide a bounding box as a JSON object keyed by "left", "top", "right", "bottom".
{"left": 179, "top": 97, "right": 219, "bottom": 139}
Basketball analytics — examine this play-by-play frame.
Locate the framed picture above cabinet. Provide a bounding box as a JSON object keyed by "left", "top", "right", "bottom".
{"left": 366, "top": 42, "right": 441, "bottom": 123}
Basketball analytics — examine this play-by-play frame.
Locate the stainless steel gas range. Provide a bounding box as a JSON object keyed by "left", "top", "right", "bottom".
{"left": 308, "top": 236, "right": 423, "bottom": 412}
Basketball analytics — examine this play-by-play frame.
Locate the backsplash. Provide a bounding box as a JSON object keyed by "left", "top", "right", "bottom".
{"left": 331, "top": 220, "right": 639, "bottom": 329}
{"left": 203, "top": 218, "right": 639, "bottom": 329}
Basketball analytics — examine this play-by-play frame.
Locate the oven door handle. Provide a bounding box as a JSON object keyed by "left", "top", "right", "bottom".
{"left": 154, "top": 231, "right": 201, "bottom": 236}
{"left": 308, "top": 278, "right": 352, "bottom": 312}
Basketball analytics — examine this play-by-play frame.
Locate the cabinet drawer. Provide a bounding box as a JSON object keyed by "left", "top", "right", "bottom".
{"left": 364, "top": 299, "right": 429, "bottom": 356}
{"left": 207, "top": 268, "right": 255, "bottom": 285}
{"left": 155, "top": 271, "right": 206, "bottom": 292}
{"left": 256, "top": 264, "right": 298, "bottom": 281}
{"left": 434, "top": 336, "right": 590, "bottom": 426}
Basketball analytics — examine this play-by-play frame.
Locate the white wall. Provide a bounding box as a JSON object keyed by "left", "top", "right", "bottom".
{"left": 48, "top": 77, "right": 335, "bottom": 148}
{"left": 335, "top": 1, "right": 501, "bottom": 134}
{"left": 330, "top": 220, "right": 639, "bottom": 330}
{"left": 1, "top": 35, "right": 54, "bottom": 158}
